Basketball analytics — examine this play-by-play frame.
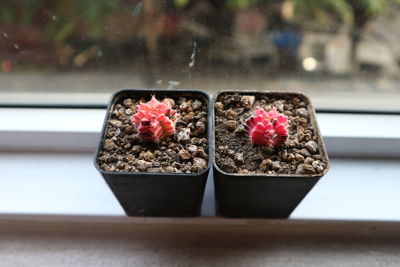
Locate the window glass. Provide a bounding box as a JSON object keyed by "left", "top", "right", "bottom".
{"left": 1, "top": 0, "right": 400, "bottom": 111}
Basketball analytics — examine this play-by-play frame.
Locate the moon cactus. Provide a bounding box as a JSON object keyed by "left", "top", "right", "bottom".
{"left": 246, "top": 108, "right": 289, "bottom": 149}
{"left": 132, "top": 96, "right": 179, "bottom": 142}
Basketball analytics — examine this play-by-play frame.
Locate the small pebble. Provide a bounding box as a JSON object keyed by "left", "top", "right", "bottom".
{"left": 177, "top": 128, "right": 191, "bottom": 143}
{"left": 192, "top": 157, "right": 207, "bottom": 171}
{"left": 148, "top": 167, "right": 163, "bottom": 173}
{"left": 287, "top": 153, "right": 295, "bottom": 161}
{"left": 292, "top": 97, "right": 301, "bottom": 104}
{"left": 123, "top": 125, "right": 134, "bottom": 134}
{"left": 136, "top": 160, "right": 152, "bottom": 172}
{"left": 312, "top": 161, "right": 324, "bottom": 173}
{"left": 223, "top": 94, "right": 241, "bottom": 106}
{"left": 299, "top": 101, "right": 307, "bottom": 107}
{"left": 215, "top": 102, "right": 224, "bottom": 111}
{"left": 178, "top": 149, "right": 191, "bottom": 160}
{"left": 187, "top": 145, "right": 198, "bottom": 153}
{"left": 190, "top": 137, "right": 199, "bottom": 145}
{"left": 260, "top": 159, "right": 273, "bottom": 172}
{"left": 234, "top": 153, "right": 244, "bottom": 165}
{"left": 166, "top": 149, "right": 178, "bottom": 160}
{"left": 288, "top": 139, "right": 299, "bottom": 148}
{"left": 225, "top": 109, "right": 237, "bottom": 120}
{"left": 241, "top": 95, "right": 255, "bottom": 109}
{"left": 165, "top": 166, "right": 175, "bottom": 173}
{"left": 224, "top": 120, "right": 237, "bottom": 130}
{"left": 183, "top": 114, "right": 194, "bottom": 123}
{"left": 194, "top": 148, "right": 207, "bottom": 158}
{"left": 179, "top": 102, "right": 189, "bottom": 111}
{"left": 295, "top": 153, "right": 305, "bottom": 162}
{"left": 172, "top": 162, "right": 181, "bottom": 168}
{"left": 312, "top": 154, "right": 323, "bottom": 160}
{"left": 297, "top": 132, "right": 305, "bottom": 142}
{"left": 303, "top": 133, "right": 312, "bottom": 141}
{"left": 192, "top": 100, "right": 202, "bottom": 110}
{"left": 109, "top": 120, "right": 122, "bottom": 127}
{"left": 196, "top": 121, "right": 206, "bottom": 134}
{"left": 274, "top": 101, "right": 284, "bottom": 112}
{"left": 296, "top": 164, "right": 315, "bottom": 174}
{"left": 305, "top": 141, "right": 318, "bottom": 154}
{"left": 284, "top": 110, "right": 293, "bottom": 116}
{"left": 304, "top": 157, "right": 314, "bottom": 165}
{"left": 218, "top": 146, "right": 228, "bottom": 152}
{"left": 220, "top": 159, "right": 237, "bottom": 173}
{"left": 238, "top": 169, "right": 249, "bottom": 174}
{"left": 131, "top": 145, "right": 142, "bottom": 154}
{"left": 123, "top": 99, "right": 134, "bottom": 107}
{"left": 103, "top": 139, "right": 116, "bottom": 151}
{"left": 143, "top": 151, "right": 154, "bottom": 161}
{"left": 296, "top": 108, "right": 308, "bottom": 117}
{"left": 117, "top": 109, "right": 125, "bottom": 116}
{"left": 300, "top": 148, "right": 311, "bottom": 157}
{"left": 187, "top": 122, "right": 195, "bottom": 130}
{"left": 272, "top": 161, "right": 281, "bottom": 170}
{"left": 279, "top": 150, "right": 288, "bottom": 161}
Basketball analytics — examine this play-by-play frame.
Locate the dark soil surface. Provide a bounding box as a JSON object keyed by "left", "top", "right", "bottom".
{"left": 215, "top": 93, "right": 328, "bottom": 175}
{"left": 98, "top": 95, "right": 208, "bottom": 174}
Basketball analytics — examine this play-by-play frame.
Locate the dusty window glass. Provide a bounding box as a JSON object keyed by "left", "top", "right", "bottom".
{"left": 1, "top": 0, "right": 400, "bottom": 111}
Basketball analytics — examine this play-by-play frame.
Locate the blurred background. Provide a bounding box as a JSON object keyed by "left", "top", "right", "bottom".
{"left": 1, "top": 0, "right": 400, "bottom": 110}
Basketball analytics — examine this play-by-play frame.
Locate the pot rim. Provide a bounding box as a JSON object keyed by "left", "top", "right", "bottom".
{"left": 212, "top": 90, "right": 330, "bottom": 179}
{"left": 94, "top": 88, "right": 212, "bottom": 177}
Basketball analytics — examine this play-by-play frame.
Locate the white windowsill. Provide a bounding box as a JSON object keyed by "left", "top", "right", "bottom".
{"left": 0, "top": 108, "right": 399, "bottom": 223}
{"left": 0, "top": 152, "right": 399, "bottom": 223}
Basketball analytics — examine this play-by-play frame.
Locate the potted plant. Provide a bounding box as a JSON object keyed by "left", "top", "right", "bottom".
{"left": 213, "top": 91, "right": 329, "bottom": 218}
{"left": 94, "top": 89, "right": 211, "bottom": 217}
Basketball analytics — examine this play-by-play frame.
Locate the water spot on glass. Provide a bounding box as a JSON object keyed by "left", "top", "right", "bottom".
{"left": 132, "top": 2, "right": 143, "bottom": 16}
{"left": 3, "top": 33, "right": 8, "bottom": 38}
{"left": 97, "top": 51, "right": 103, "bottom": 57}
{"left": 14, "top": 44, "right": 20, "bottom": 49}
{"left": 167, "top": 81, "right": 180, "bottom": 89}
{"left": 189, "top": 40, "right": 197, "bottom": 69}
{"left": 52, "top": 15, "right": 58, "bottom": 20}
{"left": 188, "top": 41, "right": 197, "bottom": 81}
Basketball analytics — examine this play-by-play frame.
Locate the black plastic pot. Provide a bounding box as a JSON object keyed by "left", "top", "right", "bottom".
{"left": 213, "top": 91, "right": 330, "bottom": 218}
{"left": 94, "top": 89, "right": 211, "bottom": 217}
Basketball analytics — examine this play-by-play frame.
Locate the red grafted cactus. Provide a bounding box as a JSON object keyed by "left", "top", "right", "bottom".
{"left": 132, "top": 96, "right": 179, "bottom": 142}
{"left": 246, "top": 108, "right": 289, "bottom": 148}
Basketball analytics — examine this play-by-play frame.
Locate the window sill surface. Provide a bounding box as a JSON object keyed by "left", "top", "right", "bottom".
{"left": 0, "top": 152, "right": 399, "bottom": 223}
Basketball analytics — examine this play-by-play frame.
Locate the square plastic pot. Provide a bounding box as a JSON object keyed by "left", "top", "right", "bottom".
{"left": 213, "top": 91, "right": 330, "bottom": 218}
{"left": 94, "top": 89, "right": 211, "bottom": 217}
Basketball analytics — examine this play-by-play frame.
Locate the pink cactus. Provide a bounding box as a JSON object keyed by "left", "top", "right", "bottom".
{"left": 132, "top": 96, "right": 179, "bottom": 142}
{"left": 246, "top": 108, "right": 289, "bottom": 149}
